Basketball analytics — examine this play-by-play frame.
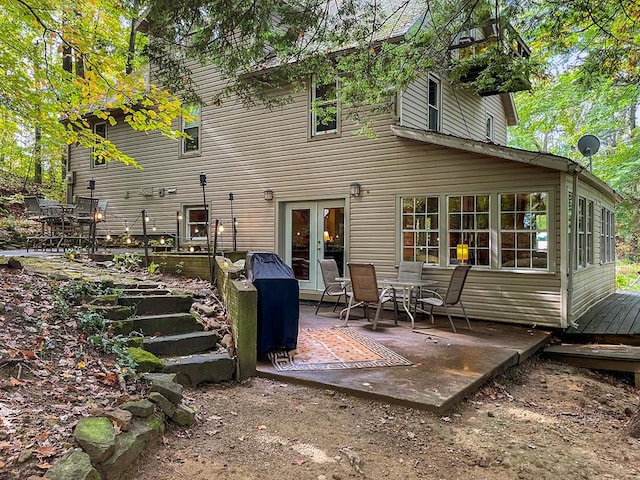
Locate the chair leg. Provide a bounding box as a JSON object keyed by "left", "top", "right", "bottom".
{"left": 443, "top": 305, "right": 457, "bottom": 333}
{"left": 332, "top": 294, "right": 343, "bottom": 312}
{"left": 459, "top": 300, "right": 471, "bottom": 330}
{"left": 315, "top": 289, "right": 327, "bottom": 314}
{"left": 372, "top": 300, "right": 384, "bottom": 330}
{"left": 343, "top": 295, "right": 356, "bottom": 326}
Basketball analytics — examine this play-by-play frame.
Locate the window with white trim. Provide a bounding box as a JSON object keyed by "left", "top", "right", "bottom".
{"left": 181, "top": 103, "right": 201, "bottom": 154}
{"left": 587, "top": 200, "right": 594, "bottom": 265}
{"left": 401, "top": 191, "right": 550, "bottom": 271}
{"left": 92, "top": 122, "right": 107, "bottom": 168}
{"left": 310, "top": 76, "right": 338, "bottom": 136}
{"left": 485, "top": 114, "right": 494, "bottom": 141}
{"left": 577, "top": 196, "right": 586, "bottom": 267}
{"left": 500, "top": 193, "right": 548, "bottom": 269}
{"left": 427, "top": 76, "right": 441, "bottom": 131}
{"left": 401, "top": 196, "right": 440, "bottom": 264}
{"left": 600, "top": 207, "right": 615, "bottom": 263}
{"left": 447, "top": 194, "right": 490, "bottom": 266}
{"left": 186, "top": 206, "right": 208, "bottom": 241}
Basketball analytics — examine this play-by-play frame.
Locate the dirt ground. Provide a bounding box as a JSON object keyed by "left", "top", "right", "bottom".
{"left": 126, "top": 360, "right": 640, "bottom": 480}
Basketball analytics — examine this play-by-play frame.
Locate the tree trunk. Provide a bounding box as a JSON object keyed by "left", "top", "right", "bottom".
{"left": 34, "top": 126, "right": 42, "bottom": 184}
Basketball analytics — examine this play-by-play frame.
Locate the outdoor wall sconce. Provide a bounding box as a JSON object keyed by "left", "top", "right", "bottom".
{"left": 350, "top": 182, "right": 361, "bottom": 197}
{"left": 456, "top": 243, "right": 469, "bottom": 264}
{"left": 264, "top": 189, "right": 274, "bottom": 201}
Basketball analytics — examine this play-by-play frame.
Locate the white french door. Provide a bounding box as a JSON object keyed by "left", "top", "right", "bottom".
{"left": 284, "top": 200, "right": 345, "bottom": 290}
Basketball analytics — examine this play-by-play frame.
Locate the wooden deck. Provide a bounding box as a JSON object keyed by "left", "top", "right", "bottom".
{"left": 564, "top": 291, "right": 640, "bottom": 345}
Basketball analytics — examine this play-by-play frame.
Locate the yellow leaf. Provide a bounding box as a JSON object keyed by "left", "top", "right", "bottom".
{"left": 77, "top": 361, "right": 86, "bottom": 369}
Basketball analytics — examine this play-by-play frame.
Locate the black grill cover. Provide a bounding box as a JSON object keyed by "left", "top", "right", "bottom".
{"left": 246, "top": 252, "right": 299, "bottom": 356}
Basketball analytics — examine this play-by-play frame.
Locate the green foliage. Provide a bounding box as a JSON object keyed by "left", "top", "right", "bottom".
{"left": 112, "top": 253, "right": 142, "bottom": 271}
{"left": 615, "top": 262, "right": 640, "bottom": 291}
{"left": 147, "top": 262, "right": 162, "bottom": 274}
{"left": 77, "top": 310, "right": 138, "bottom": 375}
{"left": 52, "top": 279, "right": 119, "bottom": 308}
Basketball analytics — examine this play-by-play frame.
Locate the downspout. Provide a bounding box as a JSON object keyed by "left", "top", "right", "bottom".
{"left": 566, "top": 164, "right": 582, "bottom": 329}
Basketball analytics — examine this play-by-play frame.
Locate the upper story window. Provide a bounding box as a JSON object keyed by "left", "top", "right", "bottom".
{"left": 486, "top": 114, "right": 494, "bottom": 141}
{"left": 427, "top": 76, "right": 441, "bottom": 132}
{"left": 310, "top": 76, "right": 339, "bottom": 137}
{"left": 92, "top": 122, "right": 107, "bottom": 168}
{"left": 181, "top": 103, "right": 201, "bottom": 154}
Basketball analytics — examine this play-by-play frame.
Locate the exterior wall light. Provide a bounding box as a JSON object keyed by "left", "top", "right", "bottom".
{"left": 350, "top": 182, "right": 361, "bottom": 197}
{"left": 264, "top": 189, "right": 274, "bottom": 201}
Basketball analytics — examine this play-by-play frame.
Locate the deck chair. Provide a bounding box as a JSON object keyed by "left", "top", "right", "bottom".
{"left": 73, "top": 196, "right": 99, "bottom": 234}
{"left": 315, "top": 258, "right": 346, "bottom": 314}
{"left": 343, "top": 263, "right": 397, "bottom": 330}
{"left": 417, "top": 265, "right": 472, "bottom": 333}
{"left": 392, "top": 261, "right": 424, "bottom": 316}
{"left": 24, "top": 196, "right": 50, "bottom": 234}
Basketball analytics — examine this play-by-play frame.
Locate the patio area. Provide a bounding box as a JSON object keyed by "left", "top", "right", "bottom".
{"left": 257, "top": 303, "right": 552, "bottom": 414}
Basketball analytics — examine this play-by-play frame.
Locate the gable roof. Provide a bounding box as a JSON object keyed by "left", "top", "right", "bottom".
{"left": 390, "top": 125, "right": 621, "bottom": 202}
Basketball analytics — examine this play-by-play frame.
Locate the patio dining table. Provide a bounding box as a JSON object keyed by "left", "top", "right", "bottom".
{"left": 336, "top": 276, "right": 437, "bottom": 329}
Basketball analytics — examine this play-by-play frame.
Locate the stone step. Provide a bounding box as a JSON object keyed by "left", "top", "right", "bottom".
{"left": 115, "top": 313, "right": 204, "bottom": 336}
{"left": 143, "top": 331, "right": 219, "bottom": 357}
{"left": 121, "top": 288, "right": 172, "bottom": 296}
{"left": 163, "top": 350, "right": 235, "bottom": 386}
{"left": 118, "top": 294, "right": 192, "bottom": 315}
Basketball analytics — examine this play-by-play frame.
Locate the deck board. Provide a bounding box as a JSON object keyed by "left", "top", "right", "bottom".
{"left": 570, "top": 291, "right": 640, "bottom": 337}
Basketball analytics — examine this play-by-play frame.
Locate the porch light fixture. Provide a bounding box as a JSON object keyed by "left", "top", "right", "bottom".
{"left": 264, "top": 189, "right": 274, "bottom": 201}
{"left": 456, "top": 243, "right": 469, "bottom": 264}
{"left": 350, "top": 182, "right": 361, "bottom": 197}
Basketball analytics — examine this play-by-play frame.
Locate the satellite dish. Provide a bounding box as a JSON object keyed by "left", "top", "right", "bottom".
{"left": 578, "top": 135, "right": 600, "bottom": 157}
{"left": 577, "top": 135, "right": 600, "bottom": 171}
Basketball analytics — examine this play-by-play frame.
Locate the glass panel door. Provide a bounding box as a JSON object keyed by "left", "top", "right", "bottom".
{"left": 284, "top": 200, "right": 345, "bottom": 290}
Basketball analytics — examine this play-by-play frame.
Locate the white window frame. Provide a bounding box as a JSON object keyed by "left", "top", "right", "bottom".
{"left": 499, "top": 192, "right": 549, "bottom": 270}
{"left": 185, "top": 206, "right": 208, "bottom": 241}
{"left": 600, "top": 207, "right": 615, "bottom": 263}
{"left": 485, "top": 114, "right": 494, "bottom": 141}
{"left": 181, "top": 103, "right": 201, "bottom": 155}
{"left": 310, "top": 76, "right": 339, "bottom": 137}
{"left": 92, "top": 122, "right": 107, "bottom": 168}
{"left": 427, "top": 75, "right": 441, "bottom": 132}
{"left": 399, "top": 191, "right": 550, "bottom": 272}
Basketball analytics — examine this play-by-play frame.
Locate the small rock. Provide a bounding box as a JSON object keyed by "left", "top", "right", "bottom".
{"left": 18, "top": 449, "right": 33, "bottom": 463}
{"left": 105, "top": 408, "right": 133, "bottom": 431}
{"left": 149, "top": 392, "right": 177, "bottom": 417}
{"left": 220, "top": 333, "right": 233, "bottom": 348}
{"left": 487, "top": 411, "right": 495, "bottom": 417}
{"left": 172, "top": 403, "right": 196, "bottom": 427}
{"left": 120, "top": 399, "right": 155, "bottom": 418}
{"left": 150, "top": 380, "right": 184, "bottom": 405}
{"left": 74, "top": 417, "right": 116, "bottom": 463}
{"left": 0, "top": 303, "right": 5, "bottom": 314}
{"left": 44, "top": 450, "right": 100, "bottom": 480}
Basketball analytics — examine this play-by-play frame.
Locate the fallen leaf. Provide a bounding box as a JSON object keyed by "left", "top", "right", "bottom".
{"left": 36, "top": 432, "right": 49, "bottom": 443}
{"left": 292, "top": 458, "right": 306, "bottom": 466}
{"left": 36, "top": 446, "right": 57, "bottom": 458}
{"left": 568, "top": 384, "right": 583, "bottom": 392}
{"left": 230, "top": 411, "right": 238, "bottom": 416}
{"left": 10, "top": 377, "right": 24, "bottom": 387}
{"left": 36, "top": 462, "right": 52, "bottom": 470}
{"left": 0, "top": 460, "right": 5, "bottom": 468}
{"left": 77, "top": 361, "right": 86, "bottom": 369}
{"left": 255, "top": 425, "right": 267, "bottom": 430}
{"left": 21, "top": 350, "right": 36, "bottom": 359}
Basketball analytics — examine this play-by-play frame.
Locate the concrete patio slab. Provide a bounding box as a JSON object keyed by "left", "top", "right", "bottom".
{"left": 257, "top": 304, "right": 552, "bottom": 414}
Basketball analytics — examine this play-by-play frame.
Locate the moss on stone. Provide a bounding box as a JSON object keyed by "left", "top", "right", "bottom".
{"left": 126, "top": 337, "right": 144, "bottom": 348}
{"left": 127, "top": 347, "right": 163, "bottom": 373}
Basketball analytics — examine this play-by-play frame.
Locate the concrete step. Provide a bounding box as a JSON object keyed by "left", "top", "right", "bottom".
{"left": 163, "top": 350, "right": 235, "bottom": 386}
{"left": 118, "top": 294, "right": 192, "bottom": 315}
{"left": 143, "top": 331, "right": 219, "bottom": 357}
{"left": 115, "top": 313, "right": 204, "bottom": 336}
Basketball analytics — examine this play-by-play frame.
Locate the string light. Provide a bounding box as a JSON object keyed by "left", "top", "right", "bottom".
{"left": 126, "top": 237, "right": 132, "bottom": 244}
{"left": 106, "top": 234, "right": 111, "bottom": 241}
{"left": 160, "top": 237, "right": 165, "bottom": 245}
{"left": 189, "top": 246, "right": 194, "bottom": 252}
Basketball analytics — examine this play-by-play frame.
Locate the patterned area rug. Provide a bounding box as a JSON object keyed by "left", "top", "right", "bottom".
{"left": 268, "top": 327, "right": 413, "bottom": 371}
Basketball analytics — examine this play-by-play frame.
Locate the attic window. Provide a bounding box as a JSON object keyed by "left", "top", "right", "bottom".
{"left": 427, "top": 76, "right": 441, "bottom": 132}
{"left": 486, "top": 114, "right": 494, "bottom": 141}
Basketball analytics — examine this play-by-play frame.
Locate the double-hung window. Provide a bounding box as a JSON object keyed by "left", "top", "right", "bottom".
{"left": 186, "top": 206, "right": 208, "bottom": 241}
{"left": 427, "top": 76, "right": 441, "bottom": 131}
{"left": 485, "top": 114, "right": 494, "bottom": 141}
{"left": 600, "top": 207, "right": 615, "bottom": 263}
{"left": 181, "top": 103, "right": 201, "bottom": 154}
{"left": 500, "top": 193, "right": 548, "bottom": 269}
{"left": 448, "top": 195, "right": 490, "bottom": 266}
{"left": 311, "top": 76, "right": 339, "bottom": 136}
{"left": 401, "top": 196, "right": 440, "bottom": 264}
{"left": 92, "top": 122, "right": 107, "bottom": 168}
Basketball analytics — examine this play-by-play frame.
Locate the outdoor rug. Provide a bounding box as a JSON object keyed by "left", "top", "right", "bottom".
{"left": 267, "top": 327, "right": 413, "bottom": 371}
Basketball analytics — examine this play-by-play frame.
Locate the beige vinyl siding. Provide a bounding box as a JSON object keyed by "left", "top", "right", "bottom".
{"left": 401, "top": 74, "right": 510, "bottom": 145}
{"left": 564, "top": 176, "right": 618, "bottom": 322}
